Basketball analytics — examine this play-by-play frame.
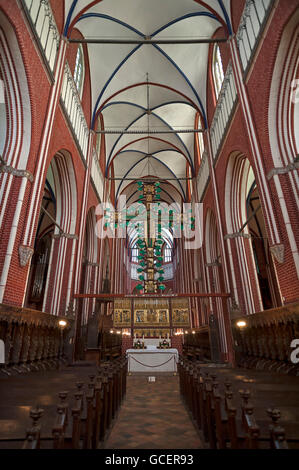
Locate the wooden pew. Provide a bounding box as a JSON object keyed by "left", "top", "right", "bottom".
{"left": 240, "top": 389, "right": 260, "bottom": 449}
{"left": 21, "top": 356, "right": 127, "bottom": 449}
{"left": 224, "top": 381, "right": 241, "bottom": 449}
{"left": 71, "top": 391, "right": 83, "bottom": 449}
{"left": 178, "top": 357, "right": 294, "bottom": 450}
{"left": 267, "top": 409, "right": 288, "bottom": 450}
{"left": 52, "top": 392, "right": 69, "bottom": 449}
{"left": 22, "top": 408, "right": 44, "bottom": 449}
{"left": 212, "top": 380, "right": 228, "bottom": 449}
{"left": 92, "top": 378, "right": 103, "bottom": 449}
{"left": 84, "top": 390, "right": 94, "bottom": 449}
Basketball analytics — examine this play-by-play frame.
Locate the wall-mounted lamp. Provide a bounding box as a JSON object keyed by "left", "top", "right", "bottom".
{"left": 58, "top": 320, "right": 67, "bottom": 360}
{"left": 236, "top": 321, "right": 247, "bottom": 328}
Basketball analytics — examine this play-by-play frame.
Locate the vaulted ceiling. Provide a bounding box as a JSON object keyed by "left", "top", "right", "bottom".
{"left": 64, "top": 0, "right": 232, "bottom": 202}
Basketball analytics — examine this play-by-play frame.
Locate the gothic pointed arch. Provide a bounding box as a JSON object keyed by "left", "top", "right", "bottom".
{"left": 25, "top": 150, "right": 78, "bottom": 315}
{"left": 225, "top": 152, "right": 282, "bottom": 315}
{"left": 0, "top": 9, "right": 32, "bottom": 304}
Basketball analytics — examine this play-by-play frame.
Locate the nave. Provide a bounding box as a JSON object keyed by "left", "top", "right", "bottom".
{"left": 0, "top": 0, "right": 299, "bottom": 454}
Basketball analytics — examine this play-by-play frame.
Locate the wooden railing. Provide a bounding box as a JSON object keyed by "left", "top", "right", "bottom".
{"left": 231, "top": 302, "right": 299, "bottom": 374}
{"left": 0, "top": 304, "right": 72, "bottom": 374}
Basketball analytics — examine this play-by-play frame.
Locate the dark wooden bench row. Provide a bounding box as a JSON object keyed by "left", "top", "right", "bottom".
{"left": 182, "top": 329, "right": 211, "bottom": 362}
{"left": 100, "top": 332, "right": 122, "bottom": 362}
{"left": 178, "top": 357, "right": 299, "bottom": 450}
{"left": 22, "top": 357, "right": 128, "bottom": 449}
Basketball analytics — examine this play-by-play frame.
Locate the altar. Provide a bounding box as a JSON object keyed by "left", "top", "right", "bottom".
{"left": 126, "top": 347, "right": 178, "bottom": 373}
{"left": 113, "top": 297, "right": 189, "bottom": 371}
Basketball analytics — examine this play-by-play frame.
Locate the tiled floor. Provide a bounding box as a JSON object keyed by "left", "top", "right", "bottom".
{"left": 104, "top": 375, "right": 203, "bottom": 449}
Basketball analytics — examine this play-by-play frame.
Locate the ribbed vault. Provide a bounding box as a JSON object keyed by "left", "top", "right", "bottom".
{"left": 63, "top": 0, "right": 232, "bottom": 199}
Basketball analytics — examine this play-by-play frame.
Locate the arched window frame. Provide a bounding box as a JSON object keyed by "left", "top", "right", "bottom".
{"left": 212, "top": 44, "right": 224, "bottom": 100}
{"left": 74, "top": 45, "right": 85, "bottom": 99}
{"left": 198, "top": 126, "right": 205, "bottom": 159}
{"left": 163, "top": 242, "right": 172, "bottom": 263}
{"left": 96, "top": 117, "right": 101, "bottom": 156}
{"left": 131, "top": 243, "right": 139, "bottom": 263}
{"left": 197, "top": 115, "right": 205, "bottom": 165}
{"left": 0, "top": 67, "right": 7, "bottom": 156}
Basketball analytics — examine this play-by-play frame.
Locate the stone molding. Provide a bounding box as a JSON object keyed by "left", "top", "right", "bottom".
{"left": 270, "top": 244, "right": 285, "bottom": 264}
{"left": 224, "top": 233, "right": 251, "bottom": 240}
{"left": 0, "top": 158, "right": 34, "bottom": 183}
{"left": 267, "top": 160, "right": 299, "bottom": 180}
{"left": 52, "top": 233, "right": 78, "bottom": 240}
{"left": 19, "top": 246, "right": 34, "bottom": 267}
{"left": 205, "top": 261, "right": 221, "bottom": 267}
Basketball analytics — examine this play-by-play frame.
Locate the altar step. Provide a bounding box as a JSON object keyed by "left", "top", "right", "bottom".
{"left": 103, "top": 375, "right": 204, "bottom": 449}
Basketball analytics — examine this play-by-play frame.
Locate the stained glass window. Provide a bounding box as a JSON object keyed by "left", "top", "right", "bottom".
{"left": 74, "top": 45, "right": 84, "bottom": 97}
{"left": 213, "top": 45, "right": 224, "bottom": 100}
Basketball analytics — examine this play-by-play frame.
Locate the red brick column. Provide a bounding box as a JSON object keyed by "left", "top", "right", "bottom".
{"left": 171, "top": 335, "right": 183, "bottom": 354}
{"left": 122, "top": 336, "right": 133, "bottom": 355}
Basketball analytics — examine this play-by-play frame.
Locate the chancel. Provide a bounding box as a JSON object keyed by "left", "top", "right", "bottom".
{"left": 0, "top": 0, "right": 299, "bottom": 452}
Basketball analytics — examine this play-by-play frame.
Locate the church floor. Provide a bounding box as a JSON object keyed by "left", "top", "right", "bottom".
{"left": 103, "top": 375, "right": 204, "bottom": 449}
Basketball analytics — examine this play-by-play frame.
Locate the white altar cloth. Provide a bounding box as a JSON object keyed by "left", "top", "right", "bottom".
{"left": 146, "top": 345, "right": 158, "bottom": 351}
{"left": 126, "top": 348, "right": 178, "bottom": 373}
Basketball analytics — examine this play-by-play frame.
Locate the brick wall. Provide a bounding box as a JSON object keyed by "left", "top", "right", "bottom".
{"left": 0, "top": 2, "right": 298, "bottom": 363}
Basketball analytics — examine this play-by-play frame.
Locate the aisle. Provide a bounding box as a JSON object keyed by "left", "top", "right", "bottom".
{"left": 104, "top": 375, "right": 203, "bottom": 449}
